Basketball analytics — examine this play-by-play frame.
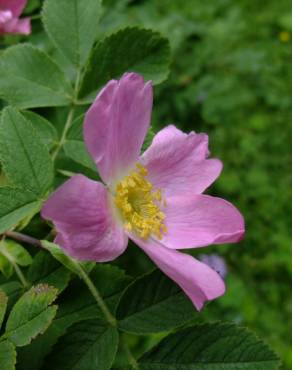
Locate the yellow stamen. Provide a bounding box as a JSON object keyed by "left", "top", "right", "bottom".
{"left": 114, "top": 163, "right": 167, "bottom": 240}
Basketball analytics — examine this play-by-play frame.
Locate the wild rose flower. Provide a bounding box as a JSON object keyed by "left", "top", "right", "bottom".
{"left": 0, "top": 0, "right": 31, "bottom": 35}
{"left": 42, "top": 73, "right": 244, "bottom": 310}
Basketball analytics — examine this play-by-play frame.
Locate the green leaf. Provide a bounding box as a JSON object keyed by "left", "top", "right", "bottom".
{"left": 41, "top": 241, "right": 95, "bottom": 277}
{"left": 141, "top": 127, "right": 156, "bottom": 152}
{"left": 64, "top": 115, "right": 97, "bottom": 171}
{"left": 27, "top": 251, "right": 71, "bottom": 293}
{"left": 117, "top": 269, "right": 197, "bottom": 334}
{"left": 0, "top": 44, "right": 73, "bottom": 108}
{"left": 44, "top": 319, "right": 119, "bottom": 370}
{"left": 54, "top": 264, "right": 131, "bottom": 330}
{"left": 21, "top": 111, "right": 58, "bottom": 150}
{"left": 1, "top": 240, "right": 32, "bottom": 267}
{"left": 5, "top": 284, "right": 58, "bottom": 346}
{"left": 0, "top": 187, "right": 40, "bottom": 234}
{"left": 0, "top": 289, "right": 8, "bottom": 329}
{"left": 0, "top": 281, "right": 23, "bottom": 312}
{"left": 42, "top": 0, "right": 102, "bottom": 67}
{"left": 0, "top": 107, "right": 54, "bottom": 196}
{"left": 0, "top": 341, "right": 16, "bottom": 370}
{"left": 139, "top": 322, "right": 281, "bottom": 370}
{"left": 79, "top": 27, "right": 171, "bottom": 100}
{"left": 0, "top": 253, "right": 13, "bottom": 278}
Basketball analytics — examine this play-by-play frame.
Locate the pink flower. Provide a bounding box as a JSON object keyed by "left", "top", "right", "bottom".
{"left": 42, "top": 73, "right": 245, "bottom": 310}
{"left": 0, "top": 0, "right": 31, "bottom": 35}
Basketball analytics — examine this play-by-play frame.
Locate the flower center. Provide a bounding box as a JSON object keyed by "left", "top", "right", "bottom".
{"left": 114, "top": 163, "right": 167, "bottom": 240}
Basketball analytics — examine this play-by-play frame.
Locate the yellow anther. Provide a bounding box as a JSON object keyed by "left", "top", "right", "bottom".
{"left": 114, "top": 163, "right": 167, "bottom": 240}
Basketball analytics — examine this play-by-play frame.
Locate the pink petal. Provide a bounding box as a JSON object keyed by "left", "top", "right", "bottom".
{"left": 130, "top": 235, "right": 225, "bottom": 310}
{"left": 0, "top": 10, "right": 12, "bottom": 23}
{"left": 141, "top": 125, "right": 222, "bottom": 197}
{"left": 161, "top": 194, "right": 244, "bottom": 249}
{"left": 0, "top": 0, "right": 27, "bottom": 17}
{"left": 84, "top": 73, "right": 153, "bottom": 185}
{"left": 41, "top": 175, "right": 128, "bottom": 262}
{"left": 2, "top": 16, "right": 30, "bottom": 34}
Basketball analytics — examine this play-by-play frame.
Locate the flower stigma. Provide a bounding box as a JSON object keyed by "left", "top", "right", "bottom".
{"left": 114, "top": 163, "right": 167, "bottom": 240}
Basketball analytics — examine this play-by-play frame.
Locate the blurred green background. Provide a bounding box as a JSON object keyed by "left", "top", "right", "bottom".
{"left": 4, "top": 0, "right": 292, "bottom": 368}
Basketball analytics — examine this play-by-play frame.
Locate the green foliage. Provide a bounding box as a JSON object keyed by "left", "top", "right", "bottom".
{"left": 0, "top": 187, "right": 40, "bottom": 234}
{"left": 0, "top": 44, "right": 73, "bottom": 108}
{"left": 139, "top": 322, "right": 280, "bottom": 369}
{"left": 21, "top": 111, "right": 58, "bottom": 150}
{"left": 117, "top": 269, "right": 196, "bottom": 334}
{"left": 79, "top": 27, "right": 171, "bottom": 100}
{"left": 44, "top": 319, "right": 119, "bottom": 370}
{"left": 0, "top": 0, "right": 285, "bottom": 368}
{"left": 27, "top": 251, "right": 71, "bottom": 293}
{"left": 0, "top": 289, "right": 8, "bottom": 329}
{"left": 1, "top": 240, "right": 32, "bottom": 267}
{"left": 0, "top": 107, "right": 54, "bottom": 196}
{"left": 64, "top": 115, "right": 97, "bottom": 171}
{"left": 0, "top": 340, "right": 16, "bottom": 370}
{"left": 5, "top": 284, "right": 58, "bottom": 346}
{"left": 42, "top": 0, "right": 102, "bottom": 67}
{"left": 42, "top": 241, "right": 95, "bottom": 276}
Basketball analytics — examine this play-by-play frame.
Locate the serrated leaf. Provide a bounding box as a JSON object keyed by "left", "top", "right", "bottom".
{"left": 0, "top": 289, "right": 8, "bottom": 329}
{"left": 44, "top": 319, "right": 119, "bottom": 370}
{"left": 0, "top": 281, "right": 23, "bottom": 312}
{"left": 5, "top": 284, "right": 58, "bottom": 347}
{"left": 117, "top": 269, "right": 197, "bottom": 334}
{"left": 41, "top": 241, "right": 95, "bottom": 276}
{"left": 64, "top": 115, "right": 97, "bottom": 171}
{"left": 28, "top": 250, "right": 71, "bottom": 291}
{"left": 55, "top": 264, "right": 131, "bottom": 330}
{"left": 1, "top": 240, "right": 32, "bottom": 267}
{"left": 27, "top": 251, "right": 71, "bottom": 293}
{"left": 0, "top": 340, "right": 16, "bottom": 370}
{"left": 18, "top": 265, "right": 130, "bottom": 370}
{"left": 43, "top": 0, "right": 102, "bottom": 67}
{"left": 21, "top": 111, "right": 58, "bottom": 150}
{"left": 0, "top": 187, "right": 40, "bottom": 234}
{"left": 79, "top": 27, "right": 171, "bottom": 100}
{"left": 139, "top": 322, "right": 281, "bottom": 370}
{"left": 0, "top": 44, "right": 73, "bottom": 108}
{"left": 0, "top": 107, "right": 54, "bottom": 196}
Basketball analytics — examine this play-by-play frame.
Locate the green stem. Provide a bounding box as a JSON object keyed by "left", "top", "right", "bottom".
{"left": 0, "top": 237, "right": 29, "bottom": 288}
{"left": 122, "top": 335, "right": 140, "bottom": 369}
{"left": 30, "top": 14, "right": 41, "bottom": 20}
{"left": 73, "top": 262, "right": 117, "bottom": 327}
{"left": 51, "top": 105, "right": 75, "bottom": 161}
{"left": 51, "top": 70, "right": 81, "bottom": 161}
{"left": 12, "top": 262, "right": 29, "bottom": 288}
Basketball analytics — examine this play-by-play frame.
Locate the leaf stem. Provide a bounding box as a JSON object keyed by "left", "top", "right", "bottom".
{"left": 12, "top": 262, "right": 30, "bottom": 288}
{"left": 0, "top": 236, "right": 29, "bottom": 288}
{"left": 51, "top": 69, "right": 81, "bottom": 161}
{"left": 51, "top": 105, "right": 75, "bottom": 161}
{"left": 122, "top": 334, "right": 140, "bottom": 369}
{"left": 72, "top": 261, "right": 117, "bottom": 327}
